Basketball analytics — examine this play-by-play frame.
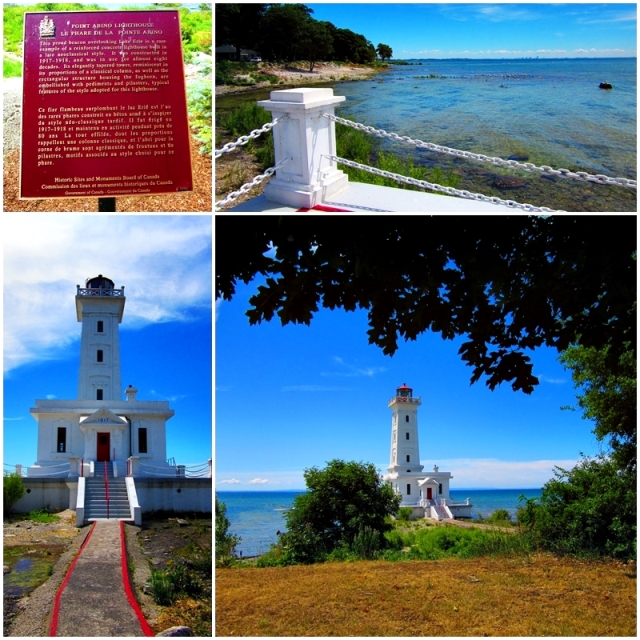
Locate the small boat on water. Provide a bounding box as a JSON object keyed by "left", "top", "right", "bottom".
{"left": 599, "top": 81, "right": 613, "bottom": 90}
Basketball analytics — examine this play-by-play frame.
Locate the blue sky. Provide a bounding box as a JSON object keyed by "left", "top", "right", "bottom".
{"left": 307, "top": 3, "right": 636, "bottom": 59}
{"left": 216, "top": 265, "right": 602, "bottom": 491}
{"left": 3, "top": 215, "right": 212, "bottom": 471}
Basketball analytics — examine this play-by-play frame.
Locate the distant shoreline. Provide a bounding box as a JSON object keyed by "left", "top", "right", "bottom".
{"left": 215, "top": 61, "right": 386, "bottom": 96}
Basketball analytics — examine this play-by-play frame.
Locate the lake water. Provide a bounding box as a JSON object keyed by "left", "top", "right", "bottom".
{"left": 218, "top": 488, "right": 543, "bottom": 556}
{"left": 332, "top": 58, "right": 636, "bottom": 212}
{"left": 217, "top": 58, "right": 636, "bottom": 212}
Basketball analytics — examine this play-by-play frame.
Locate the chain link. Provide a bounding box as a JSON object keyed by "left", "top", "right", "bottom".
{"left": 324, "top": 114, "right": 637, "bottom": 189}
{"left": 324, "top": 154, "right": 561, "bottom": 212}
{"left": 215, "top": 158, "right": 290, "bottom": 211}
{"left": 214, "top": 118, "right": 281, "bottom": 158}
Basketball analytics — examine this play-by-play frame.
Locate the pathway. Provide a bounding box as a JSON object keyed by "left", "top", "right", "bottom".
{"left": 51, "top": 521, "right": 152, "bottom": 637}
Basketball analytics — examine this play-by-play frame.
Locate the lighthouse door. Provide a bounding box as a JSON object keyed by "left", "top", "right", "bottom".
{"left": 97, "top": 432, "right": 110, "bottom": 461}
{"left": 426, "top": 487, "right": 433, "bottom": 500}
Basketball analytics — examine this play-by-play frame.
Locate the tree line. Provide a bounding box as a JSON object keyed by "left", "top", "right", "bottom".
{"left": 216, "top": 4, "right": 393, "bottom": 71}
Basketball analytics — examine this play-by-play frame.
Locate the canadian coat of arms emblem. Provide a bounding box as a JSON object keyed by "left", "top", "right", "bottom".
{"left": 39, "top": 16, "right": 56, "bottom": 38}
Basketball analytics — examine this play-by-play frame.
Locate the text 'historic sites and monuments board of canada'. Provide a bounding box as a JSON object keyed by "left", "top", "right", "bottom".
{"left": 20, "top": 11, "right": 193, "bottom": 199}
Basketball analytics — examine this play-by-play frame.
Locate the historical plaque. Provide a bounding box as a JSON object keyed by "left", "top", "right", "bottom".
{"left": 20, "top": 11, "right": 193, "bottom": 199}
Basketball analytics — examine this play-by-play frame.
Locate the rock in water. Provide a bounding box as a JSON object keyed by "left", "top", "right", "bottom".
{"left": 492, "top": 176, "right": 527, "bottom": 189}
{"left": 599, "top": 82, "right": 613, "bottom": 90}
{"left": 156, "top": 626, "right": 194, "bottom": 637}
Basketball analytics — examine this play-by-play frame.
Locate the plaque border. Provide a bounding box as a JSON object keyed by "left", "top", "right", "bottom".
{"left": 18, "top": 9, "right": 195, "bottom": 200}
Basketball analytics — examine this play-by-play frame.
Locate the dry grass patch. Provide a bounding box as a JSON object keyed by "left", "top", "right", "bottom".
{"left": 216, "top": 553, "right": 636, "bottom": 636}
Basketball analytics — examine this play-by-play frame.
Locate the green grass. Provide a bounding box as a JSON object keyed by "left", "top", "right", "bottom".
{"left": 26, "top": 508, "right": 60, "bottom": 523}
{"left": 217, "top": 102, "right": 460, "bottom": 190}
{"left": 382, "top": 523, "right": 532, "bottom": 562}
{"left": 3, "top": 57, "right": 22, "bottom": 78}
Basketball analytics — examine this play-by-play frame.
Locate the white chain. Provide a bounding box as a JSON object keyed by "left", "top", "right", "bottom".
{"left": 214, "top": 118, "right": 280, "bottom": 158}
{"left": 215, "top": 158, "right": 290, "bottom": 210}
{"left": 324, "top": 154, "right": 561, "bottom": 212}
{"left": 324, "top": 114, "right": 637, "bottom": 189}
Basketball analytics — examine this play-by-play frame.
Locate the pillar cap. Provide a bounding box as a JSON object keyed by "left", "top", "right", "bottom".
{"left": 258, "top": 87, "right": 345, "bottom": 110}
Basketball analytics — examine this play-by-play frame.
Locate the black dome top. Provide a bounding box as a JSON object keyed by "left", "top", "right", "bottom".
{"left": 85, "top": 274, "right": 115, "bottom": 289}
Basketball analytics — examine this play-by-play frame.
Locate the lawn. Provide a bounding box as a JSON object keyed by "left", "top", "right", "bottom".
{"left": 216, "top": 553, "right": 636, "bottom": 636}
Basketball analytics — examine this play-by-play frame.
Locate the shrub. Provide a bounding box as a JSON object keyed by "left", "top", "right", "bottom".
{"left": 3, "top": 472, "right": 25, "bottom": 516}
{"left": 187, "top": 55, "right": 212, "bottom": 155}
{"left": 281, "top": 460, "right": 401, "bottom": 564}
{"left": 351, "top": 526, "right": 382, "bottom": 559}
{"left": 216, "top": 494, "right": 240, "bottom": 568}
{"left": 518, "top": 456, "right": 636, "bottom": 560}
{"left": 397, "top": 507, "right": 414, "bottom": 521}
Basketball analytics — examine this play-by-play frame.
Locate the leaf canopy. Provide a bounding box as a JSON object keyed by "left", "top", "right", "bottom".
{"left": 216, "top": 215, "right": 636, "bottom": 394}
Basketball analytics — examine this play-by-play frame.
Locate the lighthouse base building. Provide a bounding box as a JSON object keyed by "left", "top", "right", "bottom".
{"left": 13, "top": 276, "right": 211, "bottom": 523}
{"left": 384, "top": 384, "right": 471, "bottom": 520}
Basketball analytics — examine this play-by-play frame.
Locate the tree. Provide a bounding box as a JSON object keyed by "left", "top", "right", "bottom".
{"left": 215, "top": 216, "right": 636, "bottom": 394}
{"left": 300, "top": 19, "right": 333, "bottom": 72}
{"left": 215, "top": 494, "right": 241, "bottom": 567}
{"left": 3, "top": 472, "right": 25, "bottom": 517}
{"left": 281, "top": 459, "right": 401, "bottom": 563}
{"left": 215, "top": 3, "right": 267, "bottom": 61}
{"left": 517, "top": 341, "right": 636, "bottom": 560}
{"left": 376, "top": 43, "right": 393, "bottom": 61}
{"left": 259, "top": 4, "right": 313, "bottom": 62}
{"left": 518, "top": 456, "right": 636, "bottom": 560}
{"left": 559, "top": 344, "right": 636, "bottom": 473}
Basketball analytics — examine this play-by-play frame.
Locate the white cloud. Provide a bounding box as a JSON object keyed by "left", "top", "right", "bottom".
{"left": 538, "top": 374, "right": 566, "bottom": 384}
{"left": 320, "top": 356, "right": 387, "bottom": 378}
{"left": 3, "top": 215, "right": 212, "bottom": 374}
{"left": 3, "top": 417, "right": 24, "bottom": 422}
{"left": 46, "top": 394, "right": 57, "bottom": 400}
{"left": 418, "top": 458, "right": 578, "bottom": 488}
{"left": 216, "top": 460, "right": 575, "bottom": 490}
{"left": 216, "top": 470, "right": 305, "bottom": 488}
{"left": 282, "top": 385, "right": 354, "bottom": 392}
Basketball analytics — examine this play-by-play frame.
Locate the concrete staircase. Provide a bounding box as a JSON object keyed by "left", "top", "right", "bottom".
{"left": 85, "top": 462, "right": 132, "bottom": 521}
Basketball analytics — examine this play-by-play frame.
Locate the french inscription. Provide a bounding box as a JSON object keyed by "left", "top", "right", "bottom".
{"left": 20, "top": 11, "right": 193, "bottom": 199}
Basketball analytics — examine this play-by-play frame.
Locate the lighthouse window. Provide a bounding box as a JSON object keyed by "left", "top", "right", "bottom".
{"left": 405, "top": 415, "right": 409, "bottom": 423}
{"left": 406, "top": 432, "right": 409, "bottom": 440}
{"left": 406, "top": 484, "right": 411, "bottom": 495}
{"left": 138, "top": 428, "right": 148, "bottom": 454}
{"left": 96, "top": 389, "right": 103, "bottom": 400}
{"left": 97, "top": 349, "right": 103, "bottom": 363}
{"left": 57, "top": 427, "right": 66, "bottom": 453}
{"left": 97, "top": 320, "right": 104, "bottom": 333}
{"left": 406, "top": 455, "right": 410, "bottom": 462}
{"left": 439, "top": 484, "right": 443, "bottom": 494}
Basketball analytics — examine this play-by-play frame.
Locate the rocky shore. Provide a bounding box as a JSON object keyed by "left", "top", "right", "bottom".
{"left": 216, "top": 61, "right": 386, "bottom": 95}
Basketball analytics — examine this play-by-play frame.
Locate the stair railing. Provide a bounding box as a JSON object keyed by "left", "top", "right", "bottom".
{"left": 104, "top": 460, "right": 110, "bottom": 520}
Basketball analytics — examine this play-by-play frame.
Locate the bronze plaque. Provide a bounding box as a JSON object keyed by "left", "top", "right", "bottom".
{"left": 20, "top": 11, "right": 193, "bottom": 199}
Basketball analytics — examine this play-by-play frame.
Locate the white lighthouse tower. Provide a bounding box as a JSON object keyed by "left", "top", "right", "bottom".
{"left": 384, "top": 383, "right": 472, "bottom": 518}
{"left": 76, "top": 274, "right": 124, "bottom": 401}
{"left": 385, "top": 383, "right": 423, "bottom": 505}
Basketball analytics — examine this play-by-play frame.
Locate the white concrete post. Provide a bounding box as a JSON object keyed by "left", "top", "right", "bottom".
{"left": 68, "top": 456, "right": 79, "bottom": 477}
{"left": 257, "top": 88, "right": 348, "bottom": 208}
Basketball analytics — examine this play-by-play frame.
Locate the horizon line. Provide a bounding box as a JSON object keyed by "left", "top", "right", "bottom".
{"left": 216, "top": 487, "right": 544, "bottom": 492}
{"left": 396, "top": 56, "right": 637, "bottom": 60}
